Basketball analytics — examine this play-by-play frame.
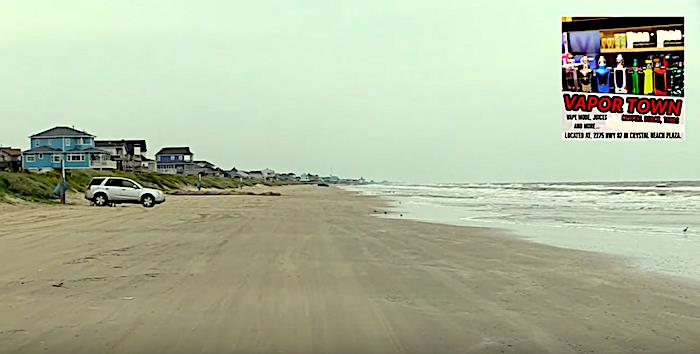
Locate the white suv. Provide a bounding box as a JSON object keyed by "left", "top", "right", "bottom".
{"left": 85, "top": 177, "right": 165, "bottom": 208}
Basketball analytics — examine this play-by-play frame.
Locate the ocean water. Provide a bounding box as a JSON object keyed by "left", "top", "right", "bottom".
{"left": 342, "top": 182, "right": 700, "bottom": 281}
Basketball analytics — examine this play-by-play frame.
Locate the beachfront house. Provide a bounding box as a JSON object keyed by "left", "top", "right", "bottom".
{"left": 0, "top": 147, "right": 22, "bottom": 172}
{"left": 22, "top": 126, "right": 115, "bottom": 171}
{"left": 226, "top": 167, "right": 249, "bottom": 179}
{"left": 95, "top": 139, "right": 148, "bottom": 172}
{"left": 140, "top": 156, "right": 157, "bottom": 172}
{"left": 155, "top": 147, "right": 195, "bottom": 175}
{"left": 262, "top": 168, "right": 276, "bottom": 181}
{"left": 276, "top": 173, "right": 298, "bottom": 182}
{"left": 248, "top": 170, "right": 264, "bottom": 180}
{"left": 339, "top": 177, "right": 368, "bottom": 185}
{"left": 321, "top": 175, "right": 340, "bottom": 184}
{"left": 299, "top": 173, "right": 320, "bottom": 183}
{"left": 193, "top": 160, "right": 224, "bottom": 176}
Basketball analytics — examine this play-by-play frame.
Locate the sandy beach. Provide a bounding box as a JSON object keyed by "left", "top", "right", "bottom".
{"left": 1, "top": 185, "right": 699, "bottom": 354}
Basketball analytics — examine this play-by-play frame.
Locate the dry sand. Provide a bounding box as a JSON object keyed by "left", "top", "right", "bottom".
{"left": 1, "top": 185, "right": 699, "bottom": 354}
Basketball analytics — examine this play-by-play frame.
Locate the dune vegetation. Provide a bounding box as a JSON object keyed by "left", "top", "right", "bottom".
{"left": 0, "top": 170, "right": 278, "bottom": 203}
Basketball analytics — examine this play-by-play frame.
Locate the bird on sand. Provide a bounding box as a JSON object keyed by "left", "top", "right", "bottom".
{"left": 52, "top": 282, "right": 64, "bottom": 288}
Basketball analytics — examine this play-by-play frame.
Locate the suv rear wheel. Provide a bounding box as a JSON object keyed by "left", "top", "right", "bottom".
{"left": 93, "top": 193, "right": 108, "bottom": 207}
{"left": 142, "top": 194, "right": 155, "bottom": 208}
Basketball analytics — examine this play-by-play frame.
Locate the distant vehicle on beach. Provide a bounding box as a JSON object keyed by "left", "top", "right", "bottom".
{"left": 85, "top": 177, "right": 165, "bottom": 208}
{"left": 317, "top": 183, "right": 330, "bottom": 187}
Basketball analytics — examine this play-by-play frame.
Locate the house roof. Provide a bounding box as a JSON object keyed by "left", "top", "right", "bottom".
{"left": 155, "top": 147, "right": 192, "bottom": 156}
{"left": 22, "top": 146, "right": 111, "bottom": 154}
{"left": 194, "top": 160, "right": 216, "bottom": 168}
{"left": 193, "top": 160, "right": 218, "bottom": 169}
{"left": 95, "top": 139, "right": 148, "bottom": 154}
{"left": 0, "top": 148, "right": 21, "bottom": 157}
{"left": 30, "top": 126, "right": 95, "bottom": 138}
{"left": 22, "top": 146, "right": 62, "bottom": 154}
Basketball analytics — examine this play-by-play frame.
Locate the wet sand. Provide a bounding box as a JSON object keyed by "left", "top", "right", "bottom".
{"left": 1, "top": 186, "right": 699, "bottom": 354}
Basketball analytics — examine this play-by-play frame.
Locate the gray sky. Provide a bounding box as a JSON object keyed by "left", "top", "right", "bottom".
{"left": 1, "top": 1, "right": 697, "bottom": 183}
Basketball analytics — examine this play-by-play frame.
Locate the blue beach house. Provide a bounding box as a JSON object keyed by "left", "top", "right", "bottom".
{"left": 155, "top": 147, "right": 196, "bottom": 175}
{"left": 22, "top": 126, "right": 116, "bottom": 171}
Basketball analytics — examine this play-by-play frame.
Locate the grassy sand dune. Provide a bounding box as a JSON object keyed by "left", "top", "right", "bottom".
{"left": 0, "top": 170, "right": 282, "bottom": 203}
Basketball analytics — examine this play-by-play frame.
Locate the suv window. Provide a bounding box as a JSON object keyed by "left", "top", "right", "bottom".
{"left": 105, "top": 178, "right": 122, "bottom": 187}
{"left": 121, "top": 180, "right": 138, "bottom": 189}
{"left": 89, "top": 178, "right": 105, "bottom": 186}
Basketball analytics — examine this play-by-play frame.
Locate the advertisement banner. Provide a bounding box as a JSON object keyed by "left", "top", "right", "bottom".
{"left": 561, "top": 17, "right": 685, "bottom": 140}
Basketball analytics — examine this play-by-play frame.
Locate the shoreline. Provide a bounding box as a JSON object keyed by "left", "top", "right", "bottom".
{"left": 1, "top": 186, "right": 700, "bottom": 353}
{"left": 342, "top": 184, "right": 700, "bottom": 283}
{"left": 348, "top": 187, "right": 700, "bottom": 287}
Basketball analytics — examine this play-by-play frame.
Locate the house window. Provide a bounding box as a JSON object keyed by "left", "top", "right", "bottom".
{"left": 53, "top": 154, "right": 61, "bottom": 163}
{"left": 67, "top": 154, "right": 84, "bottom": 161}
{"left": 38, "top": 153, "right": 44, "bottom": 160}
{"left": 65, "top": 138, "right": 71, "bottom": 146}
{"left": 34, "top": 140, "right": 39, "bottom": 147}
{"left": 26, "top": 155, "right": 35, "bottom": 162}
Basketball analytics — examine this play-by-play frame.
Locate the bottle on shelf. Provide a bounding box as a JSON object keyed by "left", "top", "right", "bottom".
{"left": 667, "top": 54, "right": 684, "bottom": 97}
{"left": 595, "top": 56, "right": 611, "bottom": 93}
{"left": 563, "top": 53, "right": 577, "bottom": 92}
{"left": 579, "top": 56, "right": 593, "bottom": 93}
{"left": 643, "top": 58, "right": 654, "bottom": 95}
{"left": 614, "top": 54, "right": 627, "bottom": 93}
{"left": 653, "top": 57, "right": 668, "bottom": 96}
{"left": 628, "top": 58, "right": 640, "bottom": 95}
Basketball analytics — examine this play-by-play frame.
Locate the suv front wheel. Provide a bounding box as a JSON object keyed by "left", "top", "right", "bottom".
{"left": 141, "top": 194, "right": 155, "bottom": 208}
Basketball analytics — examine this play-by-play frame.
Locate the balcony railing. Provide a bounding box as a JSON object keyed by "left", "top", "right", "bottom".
{"left": 90, "top": 160, "right": 117, "bottom": 169}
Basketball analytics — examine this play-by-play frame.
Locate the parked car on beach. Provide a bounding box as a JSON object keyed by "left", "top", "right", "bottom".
{"left": 85, "top": 177, "right": 165, "bottom": 207}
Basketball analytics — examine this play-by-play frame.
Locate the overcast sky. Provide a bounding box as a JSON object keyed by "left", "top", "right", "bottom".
{"left": 1, "top": 1, "right": 697, "bottom": 183}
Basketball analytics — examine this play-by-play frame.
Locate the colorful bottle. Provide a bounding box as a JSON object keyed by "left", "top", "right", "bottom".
{"left": 668, "top": 55, "right": 684, "bottom": 97}
{"left": 643, "top": 59, "right": 654, "bottom": 95}
{"left": 653, "top": 57, "right": 668, "bottom": 96}
{"left": 595, "top": 56, "right": 611, "bottom": 93}
{"left": 578, "top": 56, "right": 593, "bottom": 93}
{"left": 565, "top": 68, "right": 578, "bottom": 91}
{"left": 628, "top": 58, "right": 640, "bottom": 94}
{"left": 614, "top": 54, "right": 627, "bottom": 93}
